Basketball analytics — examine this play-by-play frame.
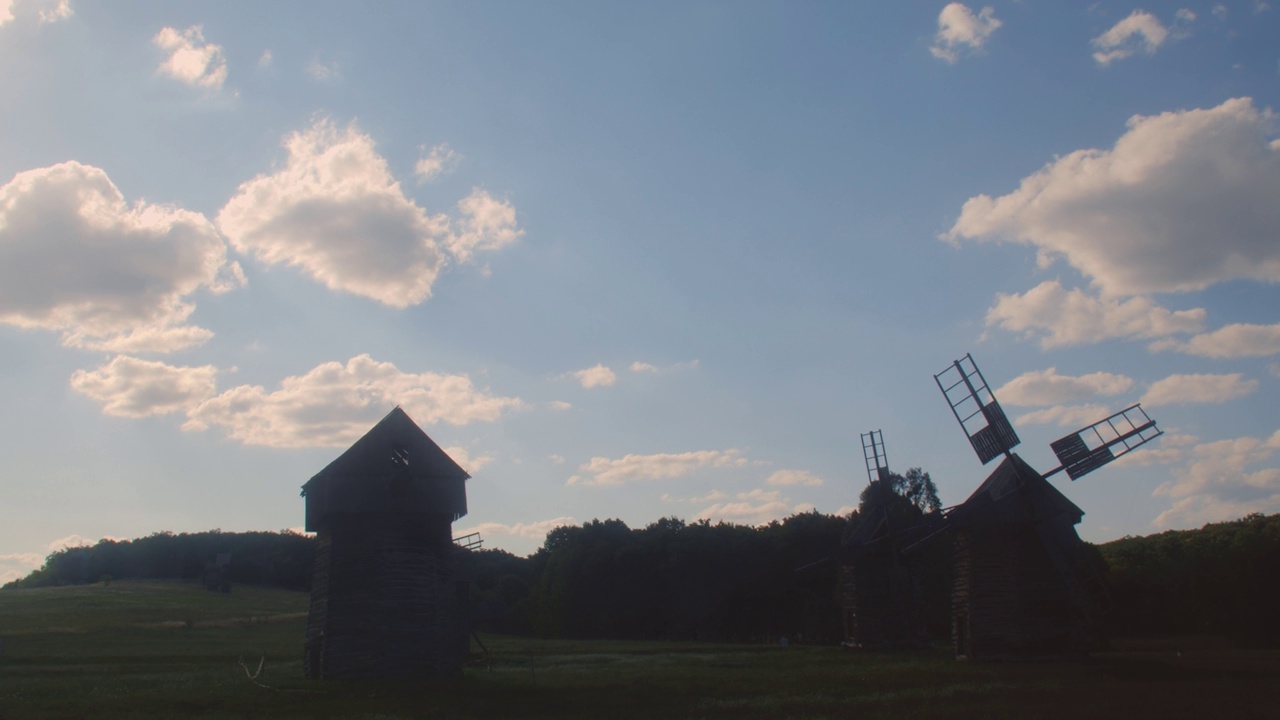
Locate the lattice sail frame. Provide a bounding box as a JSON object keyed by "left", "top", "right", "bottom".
{"left": 1047, "top": 404, "right": 1162, "bottom": 481}
{"left": 934, "top": 354, "right": 1021, "bottom": 465}
{"left": 861, "top": 430, "right": 891, "bottom": 483}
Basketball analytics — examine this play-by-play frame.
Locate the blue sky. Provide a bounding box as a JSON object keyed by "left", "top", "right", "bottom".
{"left": 2, "top": 1, "right": 1278, "bottom": 583}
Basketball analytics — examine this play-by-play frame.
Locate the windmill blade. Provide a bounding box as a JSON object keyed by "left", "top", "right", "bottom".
{"left": 1046, "top": 404, "right": 1162, "bottom": 481}
{"left": 934, "top": 354, "right": 1020, "bottom": 465}
{"left": 453, "top": 532, "right": 483, "bottom": 550}
{"left": 861, "top": 429, "right": 891, "bottom": 483}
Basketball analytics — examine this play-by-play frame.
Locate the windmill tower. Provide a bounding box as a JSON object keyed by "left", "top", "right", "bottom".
{"left": 935, "top": 354, "right": 1161, "bottom": 659}
{"left": 302, "top": 407, "right": 471, "bottom": 679}
{"left": 838, "top": 430, "right": 935, "bottom": 649}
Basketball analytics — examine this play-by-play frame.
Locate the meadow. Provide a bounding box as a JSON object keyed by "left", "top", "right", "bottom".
{"left": 0, "top": 581, "right": 1276, "bottom": 719}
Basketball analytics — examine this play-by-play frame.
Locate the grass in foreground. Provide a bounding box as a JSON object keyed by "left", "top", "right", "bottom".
{"left": 1, "top": 581, "right": 1277, "bottom": 719}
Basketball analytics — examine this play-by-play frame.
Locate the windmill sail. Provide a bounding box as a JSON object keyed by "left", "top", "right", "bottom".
{"left": 935, "top": 354, "right": 1020, "bottom": 464}
{"left": 861, "top": 429, "right": 891, "bottom": 483}
{"left": 1047, "top": 404, "right": 1161, "bottom": 481}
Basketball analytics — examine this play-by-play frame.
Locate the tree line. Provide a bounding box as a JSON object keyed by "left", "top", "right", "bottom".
{"left": 6, "top": 500, "right": 1278, "bottom": 647}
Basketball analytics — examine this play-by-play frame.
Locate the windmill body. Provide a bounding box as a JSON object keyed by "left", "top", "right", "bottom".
{"left": 301, "top": 407, "right": 471, "bottom": 679}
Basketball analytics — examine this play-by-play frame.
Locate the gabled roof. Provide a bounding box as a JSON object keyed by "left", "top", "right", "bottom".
{"left": 949, "top": 453, "right": 1084, "bottom": 530}
{"left": 301, "top": 407, "right": 469, "bottom": 529}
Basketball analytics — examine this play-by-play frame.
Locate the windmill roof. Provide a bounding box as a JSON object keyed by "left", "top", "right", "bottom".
{"left": 301, "top": 407, "right": 469, "bottom": 529}
{"left": 949, "top": 453, "right": 1084, "bottom": 529}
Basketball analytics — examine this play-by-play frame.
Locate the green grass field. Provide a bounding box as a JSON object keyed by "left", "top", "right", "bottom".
{"left": 1, "top": 581, "right": 1277, "bottom": 719}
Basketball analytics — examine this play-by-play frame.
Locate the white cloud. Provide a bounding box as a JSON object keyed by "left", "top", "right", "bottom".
{"left": 1091, "top": 10, "right": 1169, "bottom": 65}
{"left": 930, "top": 3, "right": 1002, "bottom": 64}
{"left": 985, "top": 282, "right": 1204, "bottom": 348}
{"left": 567, "top": 449, "right": 748, "bottom": 487}
{"left": 0, "top": 552, "right": 43, "bottom": 585}
{"left": 765, "top": 469, "right": 824, "bottom": 487}
{"left": 219, "top": 120, "right": 518, "bottom": 306}
{"left": 548, "top": 400, "right": 573, "bottom": 411}
{"left": 1014, "top": 404, "right": 1115, "bottom": 428}
{"left": 456, "top": 516, "right": 576, "bottom": 541}
{"left": 1, "top": 0, "right": 72, "bottom": 27}
{"left": 445, "top": 189, "right": 522, "bottom": 263}
{"left": 832, "top": 505, "right": 858, "bottom": 517}
{"left": 1140, "top": 373, "right": 1259, "bottom": 407}
{"left": 153, "top": 26, "right": 227, "bottom": 90}
{"left": 258, "top": 49, "right": 273, "bottom": 67}
{"left": 415, "top": 143, "right": 461, "bottom": 182}
{"left": 216, "top": 120, "right": 447, "bottom": 306}
{"left": 996, "top": 367, "right": 1134, "bottom": 406}
{"left": 1116, "top": 430, "right": 1199, "bottom": 467}
{"left": 695, "top": 488, "right": 794, "bottom": 526}
{"left": 37, "top": 0, "right": 68, "bottom": 23}
{"left": 630, "top": 361, "right": 658, "bottom": 373}
{"left": 46, "top": 533, "right": 95, "bottom": 552}
{"left": 0, "top": 162, "right": 241, "bottom": 353}
{"left": 442, "top": 446, "right": 494, "bottom": 473}
{"left": 307, "top": 56, "right": 339, "bottom": 82}
{"left": 185, "top": 354, "right": 523, "bottom": 448}
{"left": 1156, "top": 323, "right": 1280, "bottom": 358}
{"left": 1153, "top": 430, "right": 1280, "bottom": 527}
{"left": 71, "top": 355, "right": 218, "bottom": 418}
{"left": 572, "top": 364, "right": 617, "bottom": 389}
{"left": 548, "top": 454, "right": 566, "bottom": 464}
{"left": 946, "top": 98, "right": 1280, "bottom": 297}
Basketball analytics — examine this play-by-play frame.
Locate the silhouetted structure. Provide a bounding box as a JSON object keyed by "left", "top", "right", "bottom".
{"left": 838, "top": 431, "right": 933, "bottom": 649}
{"left": 302, "top": 407, "right": 470, "bottom": 679}
{"left": 933, "top": 354, "right": 1161, "bottom": 660}
{"left": 947, "top": 454, "right": 1095, "bottom": 658}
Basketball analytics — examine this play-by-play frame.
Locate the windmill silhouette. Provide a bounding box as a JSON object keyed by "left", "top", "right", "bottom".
{"left": 932, "top": 353, "right": 1162, "bottom": 659}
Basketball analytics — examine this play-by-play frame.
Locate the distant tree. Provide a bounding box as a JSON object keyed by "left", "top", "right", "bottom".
{"left": 858, "top": 467, "right": 941, "bottom": 517}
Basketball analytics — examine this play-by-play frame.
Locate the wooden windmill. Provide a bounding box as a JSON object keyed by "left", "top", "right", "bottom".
{"left": 302, "top": 407, "right": 471, "bottom": 679}
{"left": 838, "top": 430, "right": 937, "bottom": 649}
{"left": 934, "top": 353, "right": 1161, "bottom": 659}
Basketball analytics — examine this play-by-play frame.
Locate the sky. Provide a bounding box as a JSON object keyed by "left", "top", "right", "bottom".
{"left": 2, "top": 1, "right": 1279, "bottom": 583}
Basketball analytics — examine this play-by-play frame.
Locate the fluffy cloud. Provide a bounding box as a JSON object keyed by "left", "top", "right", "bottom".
{"left": 630, "top": 361, "right": 658, "bottom": 373}
{"left": 71, "top": 356, "right": 218, "bottom": 418}
{"left": 1014, "top": 404, "right": 1114, "bottom": 428}
{"left": 996, "top": 367, "right": 1133, "bottom": 406}
{"left": 307, "top": 57, "right": 340, "bottom": 82}
{"left": 0, "top": 162, "right": 241, "bottom": 353}
{"left": 567, "top": 449, "right": 747, "bottom": 486}
{"left": 456, "top": 516, "right": 576, "bottom": 541}
{"left": 0, "top": 0, "right": 71, "bottom": 27}
{"left": 985, "top": 282, "right": 1205, "bottom": 348}
{"left": 218, "top": 120, "right": 520, "bottom": 307}
{"left": 442, "top": 446, "right": 494, "bottom": 474}
{"left": 1091, "top": 10, "right": 1171, "bottom": 65}
{"left": 0, "top": 552, "right": 43, "bottom": 585}
{"left": 1140, "top": 373, "right": 1259, "bottom": 407}
{"left": 930, "top": 3, "right": 1001, "bottom": 64}
{"left": 1153, "top": 430, "right": 1280, "bottom": 527}
{"left": 765, "top": 469, "right": 824, "bottom": 487}
{"left": 571, "top": 364, "right": 617, "bottom": 389}
{"left": 153, "top": 26, "right": 228, "bottom": 89}
{"left": 947, "top": 98, "right": 1280, "bottom": 297}
{"left": 185, "top": 354, "right": 523, "bottom": 448}
{"left": 695, "top": 488, "right": 809, "bottom": 526}
{"left": 218, "top": 120, "right": 449, "bottom": 307}
{"left": 548, "top": 400, "right": 573, "bottom": 411}
{"left": 445, "top": 189, "right": 522, "bottom": 263}
{"left": 415, "top": 144, "right": 461, "bottom": 182}
{"left": 1155, "top": 323, "right": 1280, "bottom": 358}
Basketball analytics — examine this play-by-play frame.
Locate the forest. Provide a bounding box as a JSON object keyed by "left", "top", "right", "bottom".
{"left": 6, "top": 503, "right": 1278, "bottom": 647}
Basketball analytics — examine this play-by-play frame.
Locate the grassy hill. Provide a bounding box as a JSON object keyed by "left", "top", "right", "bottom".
{"left": 2, "top": 580, "right": 1279, "bottom": 719}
